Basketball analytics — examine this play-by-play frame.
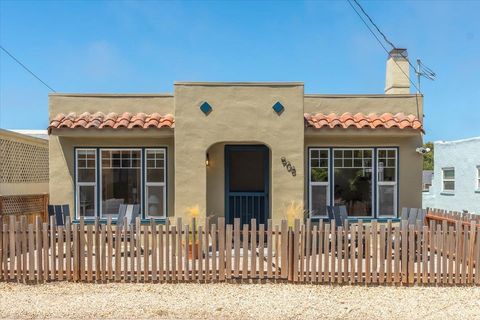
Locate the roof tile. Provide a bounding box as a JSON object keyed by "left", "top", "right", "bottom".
{"left": 304, "top": 112, "right": 423, "bottom": 131}
{"left": 48, "top": 112, "right": 174, "bottom": 133}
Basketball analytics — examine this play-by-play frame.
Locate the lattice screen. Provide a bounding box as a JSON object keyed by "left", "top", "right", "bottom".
{"left": 0, "top": 138, "right": 49, "bottom": 183}
{"left": 1, "top": 194, "right": 47, "bottom": 215}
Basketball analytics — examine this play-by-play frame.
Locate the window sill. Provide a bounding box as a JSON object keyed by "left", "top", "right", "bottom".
{"left": 440, "top": 191, "right": 455, "bottom": 196}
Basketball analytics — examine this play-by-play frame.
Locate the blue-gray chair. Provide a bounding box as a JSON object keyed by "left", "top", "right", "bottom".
{"left": 48, "top": 204, "right": 70, "bottom": 226}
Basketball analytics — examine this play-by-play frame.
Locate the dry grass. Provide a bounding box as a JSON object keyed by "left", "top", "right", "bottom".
{"left": 0, "top": 282, "right": 479, "bottom": 319}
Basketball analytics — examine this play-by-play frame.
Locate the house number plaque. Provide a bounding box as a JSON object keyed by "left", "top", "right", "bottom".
{"left": 281, "top": 157, "right": 296, "bottom": 177}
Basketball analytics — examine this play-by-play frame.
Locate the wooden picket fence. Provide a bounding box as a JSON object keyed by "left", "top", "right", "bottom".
{"left": 1, "top": 215, "right": 479, "bottom": 285}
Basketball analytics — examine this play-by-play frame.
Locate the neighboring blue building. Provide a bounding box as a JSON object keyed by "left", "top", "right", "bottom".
{"left": 423, "top": 137, "right": 480, "bottom": 214}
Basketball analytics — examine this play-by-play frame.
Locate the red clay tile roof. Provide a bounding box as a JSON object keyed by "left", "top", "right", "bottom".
{"left": 48, "top": 112, "right": 174, "bottom": 133}
{"left": 304, "top": 112, "right": 423, "bottom": 131}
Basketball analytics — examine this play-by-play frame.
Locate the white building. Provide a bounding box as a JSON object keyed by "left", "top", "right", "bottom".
{"left": 423, "top": 137, "right": 480, "bottom": 214}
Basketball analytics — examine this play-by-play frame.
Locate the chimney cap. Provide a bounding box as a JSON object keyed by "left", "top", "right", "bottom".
{"left": 389, "top": 48, "right": 408, "bottom": 59}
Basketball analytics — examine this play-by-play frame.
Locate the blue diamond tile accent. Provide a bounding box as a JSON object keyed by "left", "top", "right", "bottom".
{"left": 200, "top": 102, "right": 213, "bottom": 115}
{"left": 272, "top": 101, "right": 284, "bottom": 114}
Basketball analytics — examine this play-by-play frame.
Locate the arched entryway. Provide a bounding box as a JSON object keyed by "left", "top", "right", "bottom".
{"left": 206, "top": 142, "right": 271, "bottom": 227}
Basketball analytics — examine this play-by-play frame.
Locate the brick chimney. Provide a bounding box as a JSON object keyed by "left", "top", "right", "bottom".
{"left": 385, "top": 48, "right": 410, "bottom": 94}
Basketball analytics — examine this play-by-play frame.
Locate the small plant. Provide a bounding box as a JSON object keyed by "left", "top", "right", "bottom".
{"left": 186, "top": 205, "right": 201, "bottom": 243}
{"left": 285, "top": 200, "right": 306, "bottom": 227}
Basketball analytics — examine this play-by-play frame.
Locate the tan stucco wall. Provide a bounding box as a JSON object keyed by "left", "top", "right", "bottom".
{"left": 49, "top": 133, "right": 175, "bottom": 218}
{"left": 304, "top": 94, "right": 423, "bottom": 119}
{"left": 305, "top": 130, "right": 423, "bottom": 211}
{"left": 49, "top": 94, "right": 174, "bottom": 118}
{"left": 385, "top": 57, "right": 410, "bottom": 94}
{"left": 174, "top": 83, "right": 305, "bottom": 225}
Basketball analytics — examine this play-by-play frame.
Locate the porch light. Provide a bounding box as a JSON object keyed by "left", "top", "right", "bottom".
{"left": 206, "top": 153, "right": 210, "bottom": 166}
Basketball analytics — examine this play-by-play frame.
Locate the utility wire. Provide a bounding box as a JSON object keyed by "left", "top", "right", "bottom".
{"left": 0, "top": 45, "right": 56, "bottom": 92}
{"left": 351, "top": 0, "right": 420, "bottom": 73}
{"left": 346, "top": 0, "right": 421, "bottom": 93}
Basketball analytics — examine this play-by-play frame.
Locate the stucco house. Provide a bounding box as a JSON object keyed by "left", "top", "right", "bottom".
{"left": 423, "top": 137, "right": 480, "bottom": 214}
{"left": 47, "top": 49, "right": 424, "bottom": 225}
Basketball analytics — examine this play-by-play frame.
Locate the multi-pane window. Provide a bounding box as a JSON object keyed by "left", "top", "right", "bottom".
{"left": 442, "top": 168, "right": 455, "bottom": 192}
{"left": 377, "top": 149, "right": 397, "bottom": 216}
{"left": 145, "top": 149, "right": 166, "bottom": 218}
{"left": 76, "top": 149, "right": 97, "bottom": 218}
{"left": 75, "top": 148, "right": 167, "bottom": 219}
{"left": 309, "top": 149, "right": 329, "bottom": 217}
{"left": 476, "top": 166, "right": 480, "bottom": 190}
{"left": 333, "top": 149, "right": 373, "bottom": 217}
{"left": 101, "top": 150, "right": 142, "bottom": 218}
{"left": 308, "top": 147, "right": 398, "bottom": 218}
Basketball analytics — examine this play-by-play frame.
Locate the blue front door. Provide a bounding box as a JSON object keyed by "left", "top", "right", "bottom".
{"left": 225, "top": 145, "right": 269, "bottom": 227}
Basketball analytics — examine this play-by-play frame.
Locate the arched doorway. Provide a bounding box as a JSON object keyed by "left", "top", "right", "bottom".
{"left": 224, "top": 145, "right": 269, "bottom": 226}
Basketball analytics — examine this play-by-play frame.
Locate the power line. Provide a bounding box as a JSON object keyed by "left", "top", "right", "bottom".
{"left": 351, "top": 0, "right": 419, "bottom": 72}
{"left": 0, "top": 45, "right": 56, "bottom": 92}
{"left": 346, "top": 0, "right": 421, "bottom": 93}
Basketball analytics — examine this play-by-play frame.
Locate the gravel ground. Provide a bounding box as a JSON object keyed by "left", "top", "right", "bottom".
{"left": 0, "top": 282, "right": 479, "bottom": 319}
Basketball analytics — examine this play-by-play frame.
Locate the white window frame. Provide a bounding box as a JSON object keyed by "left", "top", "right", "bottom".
{"left": 75, "top": 148, "right": 97, "bottom": 220}
{"left": 144, "top": 148, "right": 167, "bottom": 219}
{"left": 442, "top": 167, "right": 455, "bottom": 193}
{"left": 376, "top": 148, "right": 398, "bottom": 217}
{"left": 99, "top": 148, "right": 143, "bottom": 219}
{"left": 476, "top": 165, "right": 480, "bottom": 192}
{"left": 332, "top": 148, "right": 374, "bottom": 218}
{"left": 308, "top": 148, "right": 330, "bottom": 218}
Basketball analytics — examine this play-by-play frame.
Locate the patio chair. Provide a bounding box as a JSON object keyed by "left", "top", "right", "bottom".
{"left": 326, "top": 205, "right": 335, "bottom": 221}
{"left": 416, "top": 209, "right": 427, "bottom": 228}
{"left": 335, "top": 205, "right": 348, "bottom": 227}
{"left": 115, "top": 203, "right": 141, "bottom": 230}
{"left": 48, "top": 204, "right": 70, "bottom": 226}
{"left": 400, "top": 207, "right": 409, "bottom": 221}
{"left": 407, "top": 208, "right": 418, "bottom": 226}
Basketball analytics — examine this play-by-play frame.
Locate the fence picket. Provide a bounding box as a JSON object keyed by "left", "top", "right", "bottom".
{"left": 226, "top": 224, "right": 232, "bottom": 280}
{"left": 87, "top": 225, "right": 93, "bottom": 282}
{"left": 280, "top": 220, "right": 288, "bottom": 279}
{"left": 274, "top": 224, "right": 280, "bottom": 280}
{"left": 58, "top": 225, "right": 64, "bottom": 281}
{"left": 365, "top": 225, "right": 371, "bottom": 285}
{"left": 330, "top": 221, "right": 336, "bottom": 283}
{"left": 408, "top": 224, "right": 415, "bottom": 284}
{"left": 266, "top": 220, "right": 272, "bottom": 279}
{"left": 65, "top": 219, "right": 71, "bottom": 282}
{"left": 234, "top": 219, "right": 240, "bottom": 278}
{"left": 184, "top": 224, "right": 189, "bottom": 282}
{"left": 151, "top": 221, "right": 157, "bottom": 282}
{"left": 242, "top": 224, "right": 248, "bottom": 280}
{"left": 385, "top": 221, "right": 392, "bottom": 284}
{"left": 159, "top": 224, "right": 164, "bottom": 282}
{"left": 218, "top": 218, "right": 225, "bottom": 281}
{"left": 379, "top": 225, "right": 385, "bottom": 284}
{"left": 311, "top": 225, "right": 318, "bottom": 283}
{"left": 250, "top": 219, "right": 257, "bottom": 280}
{"left": 94, "top": 219, "right": 100, "bottom": 283}
{"left": 393, "top": 226, "right": 400, "bottom": 284}
{"left": 9, "top": 216, "right": 15, "bottom": 280}
{"left": 356, "top": 222, "right": 363, "bottom": 284}
{"left": 211, "top": 224, "right": 217, "bottom": 281}
{"left": 371, "top": 221, "right": 378, "bottom": 284}
{"left": 198, "top": 225, "right": 203, "bottom": 282}
{"left": 72, "top": 223, "right": 78, "bottom": 282}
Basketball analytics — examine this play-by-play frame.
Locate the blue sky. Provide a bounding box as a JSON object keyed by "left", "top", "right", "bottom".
{"left": 1, "top": 0, "right": 479, "bottom": 142}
